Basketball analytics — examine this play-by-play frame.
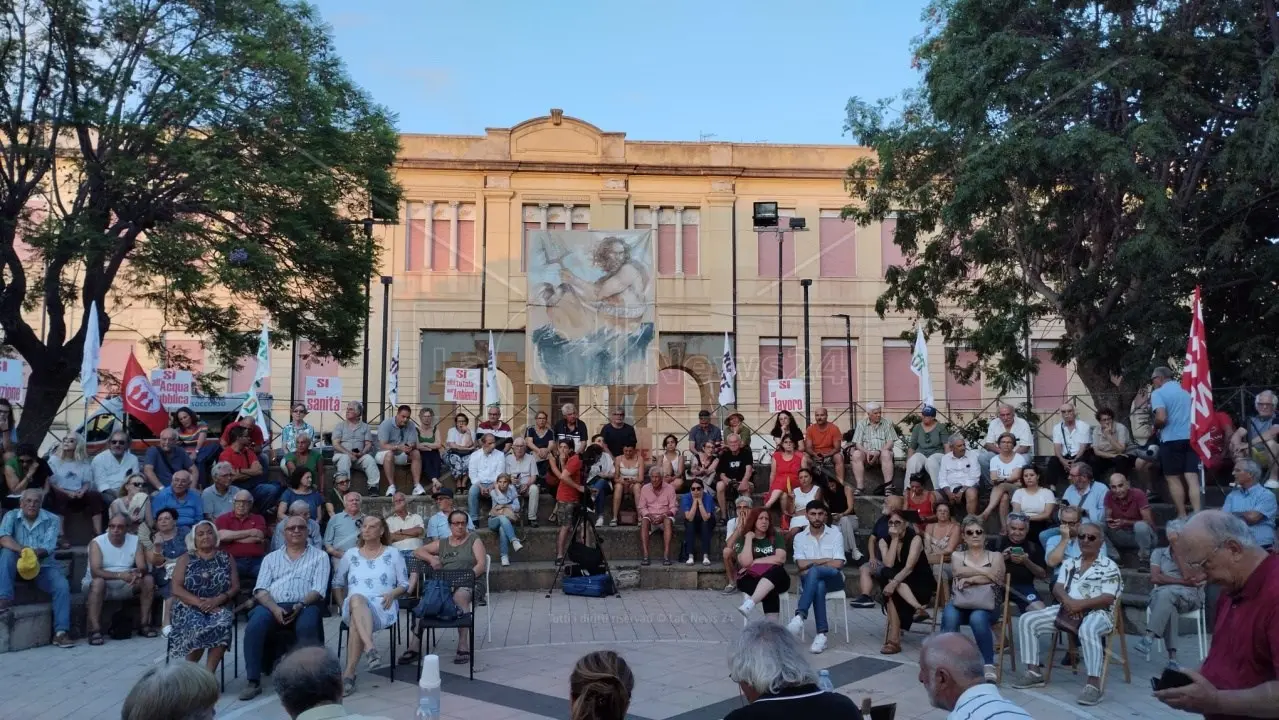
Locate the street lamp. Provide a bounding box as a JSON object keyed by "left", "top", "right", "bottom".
{"left": 347, "top": 214, "right": 397, "bottom": 421}
{"left": 378, "top": 275, "right": 393, "bottom": 415}
{"left": 753, "top": 203, "right": 808, "bottom": 380}
{"left": 832, "top": 313, "right": 854, "bottom": 422}
{"left": 800, "top": 279, "right": 812, "bottom": 419}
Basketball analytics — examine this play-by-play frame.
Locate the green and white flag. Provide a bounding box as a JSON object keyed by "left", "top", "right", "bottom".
{"left": 910, "top": 326, "right": 935, "bottom": 406}
{"left": 239, "top": 318, "right": 270, "bottom": 425}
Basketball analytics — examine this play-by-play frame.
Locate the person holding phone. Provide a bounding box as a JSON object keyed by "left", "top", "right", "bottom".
{"left": 998, "top": 512, "right": 1048, "bottom": 612}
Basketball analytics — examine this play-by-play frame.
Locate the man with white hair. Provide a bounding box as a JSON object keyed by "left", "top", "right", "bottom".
{"left": 1048, "top": 402, "right": 1093, "bottom": 492}
{"left": 552, "top": 403, "right": 589, "bottom": 451}
{"left": 1233, "top": 389, "right": 1279, "bottom": 488}
{"left": 725, "top": 621, "right": 863, "bottom": 720}
{"left": 1156, "top": 510, "right": 1279, "bottom": 716}
{"left": 1223, "top": 458, "right": 1277, "bottom": 550}
{"left": 271, "top": 499, "right": 322, "bottom": 552}
{"left": 936, "top": 434, "right": 980, "bottom": 517}
{"left": 505, "top": 438, "right": 540, "bottom": 527}
{"left": 919, "top": 633, "right": 1030, "bottom": 718}
{"left": 201, "top": 461, "right": 237, "bottom": 520}
{"left": 215, "top": 489, "right": 268, "bottom": 578}
{"left": 850, "top": 402, "right": 898, "bottom": 497}
{"left": 92, "top": 430, "right": 139, "bottom": 500}
{"left": 978, "top": 403, "right": 1034, "bottom": 479}
{"left": 332, "top": 402, "right": 380, "bottom": 484}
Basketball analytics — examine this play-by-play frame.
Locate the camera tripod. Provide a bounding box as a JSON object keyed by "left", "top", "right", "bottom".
{"left": 545, "top": 498, "right": 621, "bottom": 598}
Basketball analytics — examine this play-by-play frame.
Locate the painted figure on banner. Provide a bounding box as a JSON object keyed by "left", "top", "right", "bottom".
{"left": 527, "top": 230, "right": 656, "bottom": 385}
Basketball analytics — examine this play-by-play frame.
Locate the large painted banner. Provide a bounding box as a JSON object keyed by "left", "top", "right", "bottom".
{"left": 527, "top": 230, "right": 656, "bottom": 385}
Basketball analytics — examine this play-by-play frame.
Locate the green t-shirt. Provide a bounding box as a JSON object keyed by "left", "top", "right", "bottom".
{"left": 286, "top": 451, "right": 320, "bottom": 474}
{"left": 734, "top": 531, "right": 784, "bottom": 561}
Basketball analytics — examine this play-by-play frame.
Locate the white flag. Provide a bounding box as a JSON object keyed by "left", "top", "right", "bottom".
{"left": 485, "top": 331, "right": 501, "bottom": 409}
{"left": 80, "top": 302, "right": 102, "bottom": 400}
{"left": 388, "top": 330, "right": 400, "bottom": 408}
{"left": 239, "top": 317, "right": 270, "bottom": 425}
{"left": 910, "top": 326, "right": 935, "bottom": 406}
{"left": 718, "top": 332, "right": 737, "bottom": 406}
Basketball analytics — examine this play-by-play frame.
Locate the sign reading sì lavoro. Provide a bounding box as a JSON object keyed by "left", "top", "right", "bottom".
{"left": 0, "top": 358, "right": 23, "bottom": 402}
{"left": 768, "top": 379, "right": 806, "bottom": 414}
{"left": 444, "top": 368, "right": 481, "bottom": 403}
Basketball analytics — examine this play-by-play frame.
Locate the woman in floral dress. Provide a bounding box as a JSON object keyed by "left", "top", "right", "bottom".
{"left": 334, "top": 515, "right": 408, "bottom": 696}
{"left": 168, "top": 520, "right": 238, "bottom": 671}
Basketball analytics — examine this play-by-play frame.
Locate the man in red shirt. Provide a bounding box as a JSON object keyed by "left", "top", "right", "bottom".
{"left": 552, "top": 445, "right": 584, "bottom": 566}
{"left": 214, "top": 489, "right": 267, "bottom": 579}
{"left": 220, "top": 415, "right": 270, "bottom": 468}
{"left": 1102, "top": 473, "right": 1156, "bottom": 566}
{"left": 477, "top": 406, "right": 514, "bottom": 452}
{"left": 805, "top": 408, "right": 845, "bottom": 488}
{"left": 219, "top": 426, "right": 282, "bottom": 519}
{"left": 1157, "top": 509, "right": 1279, "bottom": 718}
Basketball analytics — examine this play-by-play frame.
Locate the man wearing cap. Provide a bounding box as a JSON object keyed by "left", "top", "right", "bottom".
{"left": 689, "top": 410, "right": 723, "bottom": 452}
{"left": 850, "top": 402, "right": 899, "bottom": 497}
{"left": 906, "top": 406, "right": 949, "bottom": 488}
{"left": 0, "top": 488, "right": 74, "bottom": 647}
{"left": 426, "top": 488, "right": 473, "bottom": 540}
{"left": 477, "top": 406, "right": 514, "bottom": 453}
{"left": 600, "top": 408, "right": 638, "bottom": 458}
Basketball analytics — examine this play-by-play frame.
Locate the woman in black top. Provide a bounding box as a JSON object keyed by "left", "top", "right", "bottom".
{"left": 876, "top": 508, "right": 935, "bottom": 654}
{"left": 525, "top": 411, "right": 556, "bottom": 484}
{"left": 769, "top": 411, "right": 805, "bottom": 452}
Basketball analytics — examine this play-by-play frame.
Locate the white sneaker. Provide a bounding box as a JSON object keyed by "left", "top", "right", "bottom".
{"left": 1266, "top": 479, "right": 1279, "bottom": 490}
{"left": 500, "top": 555, "right": 510, "bottom": 567}
{"left": 595, "top": 517, "right": 604, "bottom": 527}
{"left": 411, "top": 483, "right": 427, "bottom": 496}
{"left": 983, "top": 664, "right": 997, "bottom": 682}
{"left": 786, "top": 614, "right": 805, "bottom": 637}
{"left": 685, "top": 556, "right": 694, "bottom": 565}
{"left": 384, "top": 485, "right": 395, "bottom": 496}
{"left": 737, "top": 598, "right": 755, "bottom": 617}
{"left": 161, "top": 625, "right": 172, "bottom": 638}
{"left": 850, "top": 547, "right": 864, "bottom": 562}
{"left": 511, "top": 538, "right": 523, "bottom": 553}
{"left": 809, "top": 633, "right": 827, "bottom": 654}
{"left": 702, "top": 555, "right": 711, "bottom": 566}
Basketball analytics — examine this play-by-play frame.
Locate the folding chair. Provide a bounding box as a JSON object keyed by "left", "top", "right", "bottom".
{"left": 930, "top": 561, "right": 950, "bottom": 632}
{"left": 993, "top": 575, "right": 1016, "bottom": 685}
{"left": 1044, "top": 599, "right": 1130, "bottom": 691}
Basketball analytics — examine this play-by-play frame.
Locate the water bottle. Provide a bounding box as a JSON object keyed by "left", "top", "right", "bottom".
{"left": 817, "top": 669, "right": 834, "bottom": 692}
{"left": 417, "top": 654, "right": 442, "bottom": 719}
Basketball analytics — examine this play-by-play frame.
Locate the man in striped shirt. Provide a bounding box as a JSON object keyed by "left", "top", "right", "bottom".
{"left": 920, "top": 633, "right": 1030, "bottom": 719}
{"left": 239, "top": 514, "right": 330, "bottom": 701}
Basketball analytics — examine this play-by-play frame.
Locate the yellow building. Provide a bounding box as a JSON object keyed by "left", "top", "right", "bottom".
{"left": 74, "top": 110, "right": 1090, "bottom": 448}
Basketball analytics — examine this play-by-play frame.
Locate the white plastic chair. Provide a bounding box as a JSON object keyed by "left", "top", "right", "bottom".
{"left": 781, "top": 587, "right": 850, "bottom": 643}
{"left": 1145, "top": 604, "right": 1207, "bottom": 660}
{"left": 484, "top": 554, "right": 493, "bottom": 643}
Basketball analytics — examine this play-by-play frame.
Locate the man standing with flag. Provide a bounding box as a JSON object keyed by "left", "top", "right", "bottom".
{"left": 1151, "top": 366, "right": 1200, "bottom": 518}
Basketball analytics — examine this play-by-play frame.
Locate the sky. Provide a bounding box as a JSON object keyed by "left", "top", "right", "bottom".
{"left": 308, "top": 0, "right": 931, "bottom": 144}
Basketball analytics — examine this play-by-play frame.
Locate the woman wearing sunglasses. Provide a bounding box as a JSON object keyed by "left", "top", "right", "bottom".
{"left": 1011, "top": 520, "right": 1122, "bottom": 706}
{"left": 108, "top": 474, "right": 153, "bottom": 538}
{"left": 877, "top": 508, "right": 936, "bottom": 654}
{"left": 940, "top": 515, "right": 1006, "bottom": 681}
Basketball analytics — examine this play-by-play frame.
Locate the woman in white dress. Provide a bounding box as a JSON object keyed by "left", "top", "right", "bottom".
{"left": 978, "top": 432, "right": 1029, "bottom": 532}
{"left": 787, "top": 468, "right": 822, "bottom": 538}
{"left": 609, "top": 444, "right": 645, "bottom": 527}
{"left": 335, "top": 515, "right": 408, "bottom": 696}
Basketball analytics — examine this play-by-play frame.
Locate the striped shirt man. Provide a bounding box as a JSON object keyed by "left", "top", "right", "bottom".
{"left": 947, "top": 684, "right": 1031, "bottom": 719}
{"left": 253, "top": 543, "right": 329, "bottom": 603}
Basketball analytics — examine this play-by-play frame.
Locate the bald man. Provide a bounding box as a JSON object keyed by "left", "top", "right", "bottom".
{"left": 215, "top": 489, "right": 267, "bottom": 579}
{"left": 919, "top": 633, "right": 1030, "bottom": 718}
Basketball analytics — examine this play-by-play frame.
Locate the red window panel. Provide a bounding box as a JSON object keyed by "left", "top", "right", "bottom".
{"left": 681, "top": 224, "right": 699, "bottom": 275}
{"left": 654, "top": 368, "right": 686, "bottom": 406}
{"left": 229, "top": 356, "right": 259, "bottom": 395}
{"left": 571, "top": 222, "right": 589, "bottom": 231}
{"left": 406, "top": 215, "right": 427, "bottom": 272}
{"left": 945, "top": 349, "right": 982, "bottom": 410}
{"left": 820, "top": 345, "right": 857, "bottom": 409}
{"left": 757, "top": 229, "right": 794, "bottom": 279}
{"left": 819, "top": 216, "right": 856, "bottom": 278}
{"left": 458, "top": 219, "right": 476, "bottom": 273}
{"left": 759, "top": 344, "right": 796, "bottom": 407}
{"left": 883, "top": 345, "right": 917, "bottom": 409}
{"left": 98, "top": 340, "right": 136, "bottom": 397}
{"left": 163, "top": 340, "right": 204, "bottom": 374}
{"left": 294, "top": 340, "right": 340, "bottom": 400}
{"left": 656, "top": 224, "right": 678, "bottom": 276}
{"left": 430, "top": 219, "right": 450, "bottom": 271}
{"left": 881, "top": 217, "right": 905, "bottom": 276}
{"left": 1032, "top": 347, "right": 1069, "bottom": 409}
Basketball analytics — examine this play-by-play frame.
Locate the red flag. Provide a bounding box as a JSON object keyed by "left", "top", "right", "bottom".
{"left": 1181, "top": 286, "right": 1218, "bottom": 466}
{"left": 121, "top": 352, "right": 170, "bottom": 436}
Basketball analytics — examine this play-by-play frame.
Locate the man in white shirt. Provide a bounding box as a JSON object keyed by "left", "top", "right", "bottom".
{"left": 920, "top": 633, "right": 1031, "bottom": 719}
{"left": 92, "top": 431, "right": 139, "bottom": 500}
{"left": 466, "top": 434, "right": 505, "bottom": 520}
{"left": 504, "top": 438, "right": 540, "bottom": 527}
{"left": 937, "top": 434, "right": 980, "bottom": 516}
{"left": 785, "top": 501, "right": 845, "bottom": 654}
{"left": 978, "top": 404, "right": 1034, "bottom": 480}
{"left": 1050, "top": 403, "right": 1093, "bottom": 491}
{"left": 385, "top": 492, "right": 424, "bottom": 553}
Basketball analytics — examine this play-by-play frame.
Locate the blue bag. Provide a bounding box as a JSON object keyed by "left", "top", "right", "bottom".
{"left": 413, "top": 578, "right": 462, "bottom": 621}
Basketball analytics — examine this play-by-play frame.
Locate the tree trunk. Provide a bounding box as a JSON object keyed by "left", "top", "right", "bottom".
{"left": 1073, "top": 357, "right": 1137, "bottom": 426}
{"left": 19, "top": 362, "right": 77, "bottom": 447}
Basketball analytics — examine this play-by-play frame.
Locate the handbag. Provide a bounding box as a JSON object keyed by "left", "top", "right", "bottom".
{"left": 1053, "top": 566, "right": 1083, "bottom": 635}
{"left": 951, "top": 581, "right": 997, "bottom": 611}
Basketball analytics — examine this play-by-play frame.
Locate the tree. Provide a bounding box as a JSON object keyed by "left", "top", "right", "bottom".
{"left": 0, "top": 0, "right": 402, "bottom": 442}
{"left": 844, "top": 0, "right": 1279, "bottom": 421}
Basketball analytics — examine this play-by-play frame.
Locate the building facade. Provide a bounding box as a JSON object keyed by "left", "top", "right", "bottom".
{"left": 68, "top": 110, "right": 1088, "bottom": 448}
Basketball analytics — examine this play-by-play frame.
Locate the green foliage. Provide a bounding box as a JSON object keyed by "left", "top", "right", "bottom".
{"left": 844, "top": 0, "right": 1279, "bottom": 420}
{"left": 0, "top": 0, "right": 402, "bottom": 438}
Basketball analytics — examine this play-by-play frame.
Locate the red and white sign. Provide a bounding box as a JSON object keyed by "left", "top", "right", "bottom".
{"left": 0, "top": 358, "right": 24, "bottom": 402}
{"left": 304, "top": 376, "right": 343, "bottom": 413}
{"left": 767, "top": 379, "right": 806, "bottom": 414}
{"left": 149, "top": 368, "right": 194, "bottom": 409}
{"left": 444, "top": 368, "right": 481, "bottom": 403}
{"left": 122, "top": 352, "right": 170, "bottom": 436}
{"left": 1181, "top": 286, "right": 1218, "bottom": 467}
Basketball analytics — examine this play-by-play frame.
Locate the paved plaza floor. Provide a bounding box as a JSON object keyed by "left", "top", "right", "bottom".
{"left": 0, "top": 590, "right": 1195, "bottom": 720}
